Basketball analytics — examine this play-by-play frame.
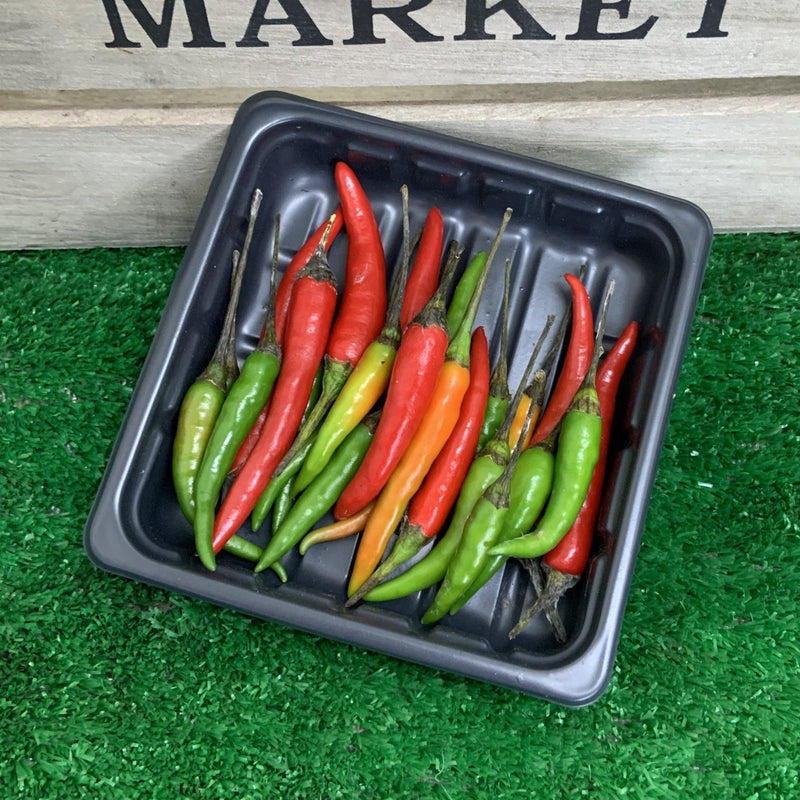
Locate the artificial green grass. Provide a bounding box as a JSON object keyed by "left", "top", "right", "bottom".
{"left": 1, "top": 235, "right": 799, "bottom": 799}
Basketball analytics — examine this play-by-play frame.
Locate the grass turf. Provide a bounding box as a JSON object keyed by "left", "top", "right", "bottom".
{"left": 1, "top": 235, "right": 798, "bottom": 798}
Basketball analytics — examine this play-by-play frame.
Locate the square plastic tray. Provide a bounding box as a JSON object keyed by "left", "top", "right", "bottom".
{"left": 84, "top": 91, "right": 712, "bottom": 706}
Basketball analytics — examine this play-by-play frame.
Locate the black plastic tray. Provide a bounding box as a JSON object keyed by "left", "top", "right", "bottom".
{"left": 84, "top": 91, "right": 712, "bottom": 706}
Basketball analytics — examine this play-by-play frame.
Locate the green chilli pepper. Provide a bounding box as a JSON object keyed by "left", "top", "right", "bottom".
{"left": 487, "top": 387, "right": 601, "bottom": 561}
{"left": 191, "top": 201, "right": 281, "bottom": 570}
{"left": 420, "top": 358, "right": 550, "bottom": 624}
{"left": 254, "top": 413, "right": 379, "bottom": 573}
{"left": 489, "top": 280, "right": 615, "bottom": 562}
{"left": 447, "top": 430, "right": 556, "bottom": 615}
{"left": 172, "top": 192, "right": 259, "bottom": 524}
{"left": 193, "top": 340, "right": 281, "bottom": 568}
{"left": 446, "top": 250, "right": 487, "bottom": 336}
{"left": 173, "top": 381, "right": 229, "bottom": 524}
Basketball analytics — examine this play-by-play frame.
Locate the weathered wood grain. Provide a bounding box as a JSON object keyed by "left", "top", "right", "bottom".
{"left": 1, "top": 84, "right": 798, "bottom": 249}
{"left": 2, "top": 0, "right": 796, "bottom": 94}
{"left": 0, "top": 1, "right": 798, "bottom": 247}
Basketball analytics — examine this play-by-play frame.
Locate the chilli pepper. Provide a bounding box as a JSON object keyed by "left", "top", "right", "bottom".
{"left": 364, "top": 312, "right": 555, "bottom": 605}
{"left": 446, "top": 372, "right": 553, "bottom": 614}
{"left": 211, "top": 230, "right": 339, "bottom": 553}
{"left": 399, "top": 205, "right": 444, "bottom": 331}
{"left": 514, "top": 318, "right": 638, "bottom": 640}
{"left": 529, "top": 271, "right": 594, "bottom": 445}
{"left": 191, "top": 209, "right": 281, "bottom": 569}
{"left": 332, "top": 238, "right": 462, "bottom": 521}
{"left": 447, "top": 250, "right": 488, "bottom": 338}
{"left": 475, "top": 256, "right": 511, "bottom": 451}
{"left": 349, "top": 326, "right": 489, "bottom": 604}
{"left": 335, "top": 209, "right": 511, "bottom": 520}
{"left": 346, "top": 244, "right": 499, "bottom": 603}
{"left": 230, "top": 213, "right": 344, "bottom": 477}
{"left": 491, "top": 279, "right": 615, "bottom": 568}
{"left": 279, "top": 162, "right": 387, "bottom": 467}
{"left": 254, "top": 413, "right": 379, "bottom": 573}
{"left": 420, "top": 330, "right": 553, "bottom": 624}
{"left": 172, "top": 191, "right": 257, "bottom": 522}
{"left": 292, "top": 185, "right": 414, "bottom": 495}
{"left": 298, "top": 502, "right": 376, "bottom": 555}
{"left": 273, "top": 210, "right": 343, "bottom": 346}
{"left": 249, "top": 365, "right": 322, "bottom": 529}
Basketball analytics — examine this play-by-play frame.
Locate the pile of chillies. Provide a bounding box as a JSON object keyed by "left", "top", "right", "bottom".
{"left": 172, "top": 162, "right": 639, "bottom": 641}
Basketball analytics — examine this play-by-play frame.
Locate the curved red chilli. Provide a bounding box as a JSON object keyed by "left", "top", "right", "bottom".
{"left": 328, "top": 162, "right": 387, "bottom": 364}
{"left": 399, "top": 206, "right": 444, "bottom": 331}
{"left": 333, "top": 319, "right": 449, "bottom": 520}
{"left": 530, "top": 273, "right": 594, "bottom": 444}
{"left": 273, "top": 211, "right": 343, "bottom": 347}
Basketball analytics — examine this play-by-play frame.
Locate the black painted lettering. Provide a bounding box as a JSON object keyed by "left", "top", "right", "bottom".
{"left": 456, "top": 0, "right": 554, "bottom": 41}
{"left": 102, "top": 0, "right": 224, "bottom": 48}
{"left": 236, "top": 0, "right": 333, "bottom": 46}
{"left": 687, "top": 0, "right": 728, "bottom": 38}
{"left": 566, "top": 0, "right": 657, "bottom": 40}
{"left": 344, "top": 0, "right": 444, "bottom": 45}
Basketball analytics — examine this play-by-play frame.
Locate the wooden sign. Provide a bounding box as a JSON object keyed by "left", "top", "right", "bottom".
{"left": 1, "top": 0, "right": 798, "bottom": 247}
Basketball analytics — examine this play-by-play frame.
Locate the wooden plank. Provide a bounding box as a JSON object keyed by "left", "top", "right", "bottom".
{"left": 2, "top": 1, "right": 797, "bottom": 95}
{"left": 2, "top": 86, "right": 798, "bottom": 249}
{"left": 2, "top": 1, "right": 798, "bottom": 246}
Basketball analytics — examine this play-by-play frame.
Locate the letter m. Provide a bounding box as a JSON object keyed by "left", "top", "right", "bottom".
{"left": 102, "top": 0, "right": 224, "bottom": 48}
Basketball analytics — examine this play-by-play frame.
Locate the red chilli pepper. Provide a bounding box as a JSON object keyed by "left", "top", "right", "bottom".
{"left": 290, "top": 163, "right": 386, "bottom": 442}
{"left": 543, "top": 319, "right": 638, "bottom": 577}
{"left": 329, "top": 162, "right": 387, "bottom": 365}
{"left": 231, "top": 212, "right": 344, "bottom": 476}
{"left": 399, "top": 206, "right": 444, "bottom": 331}
{"left": 273, "top": 210, "right": 343, "bottom": 346}
{"left": 529, "top": 273, "right": 594, "bottom": 445}
{"left": 212, "top": 241, "right": 338, "bottom": 553}
{"left": 331, "top": 249, "right": 460, "bottom": 521}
